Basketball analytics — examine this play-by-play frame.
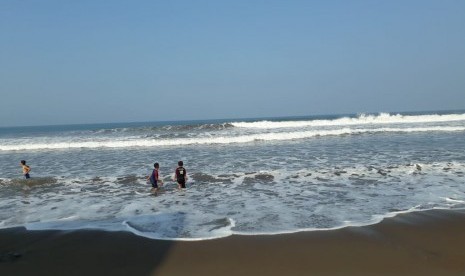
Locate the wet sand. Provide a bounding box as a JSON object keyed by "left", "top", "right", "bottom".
{"left": 1, "top": 209, "right": 465, "bottom": 276}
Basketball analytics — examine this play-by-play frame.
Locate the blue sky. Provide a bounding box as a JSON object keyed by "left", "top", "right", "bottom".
{"left": 1, "top": 0, "right": 464, "bottom": 126}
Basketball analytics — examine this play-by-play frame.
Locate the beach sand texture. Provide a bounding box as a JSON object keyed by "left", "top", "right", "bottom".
{"left": 1, "top": 209, "right": 464, "bottom": 276}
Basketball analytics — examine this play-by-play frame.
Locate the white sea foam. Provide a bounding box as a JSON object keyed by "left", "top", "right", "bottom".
{"left": 1, "top": 160, "right": 465, "bottom": 240}
{"left": 1, "top": 112, "right": 464, "bottom": 241}
{"left": 443, "top": 197, "right": 465, "bottom": 203}
{"left": 232, "top": 113, "right": 465, "bottom": 129}
{"left": 123, "top": 215, "right": 235, "bottom": 241}
{"left": 1, "top": 126, "right": 464, "bottom": 151}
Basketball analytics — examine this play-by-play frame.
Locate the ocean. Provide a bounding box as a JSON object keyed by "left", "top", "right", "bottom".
{"left": 1, "top": 111, "right": 464, "bottom": 240}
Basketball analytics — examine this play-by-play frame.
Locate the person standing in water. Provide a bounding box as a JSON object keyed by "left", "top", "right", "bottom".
{"left": 20, "top": 160, "right": 31, "bottom": 179}
{"left": 173, "top": 161, "right": 188, "bottom": 189}
{"left": 147, "top": 163, "right": 163, "bottom": 194}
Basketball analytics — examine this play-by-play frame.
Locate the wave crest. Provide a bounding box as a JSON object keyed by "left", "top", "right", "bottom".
{"left": 1, "top": 126, "right": 463, "bottom": 151}
{"left": 231, "top": 113, "right": 465, "bottom": 129}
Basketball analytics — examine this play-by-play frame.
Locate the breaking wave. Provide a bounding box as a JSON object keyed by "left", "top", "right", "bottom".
{"left": 1, "top": 126, "right": 464, "bottom": 151}
{"left": 231, "top": 113, "right": 465, "bottom": 129}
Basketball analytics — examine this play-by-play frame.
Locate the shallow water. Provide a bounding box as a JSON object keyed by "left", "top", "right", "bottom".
{"left": 1, "top": 111, "right": 464, "bottom": 240}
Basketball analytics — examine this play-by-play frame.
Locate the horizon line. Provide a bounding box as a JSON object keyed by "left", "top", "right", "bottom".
{"left": 1, "top": 108, "right": 464, "bottom": 129}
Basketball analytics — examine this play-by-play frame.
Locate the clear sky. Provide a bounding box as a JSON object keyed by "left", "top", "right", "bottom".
{"left": 1, "top": 0, "right": 464, "bottom": 126}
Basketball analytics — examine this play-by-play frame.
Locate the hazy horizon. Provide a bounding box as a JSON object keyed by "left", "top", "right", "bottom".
{"left": 1, "top": 108, "right": 464, "bottom": 129}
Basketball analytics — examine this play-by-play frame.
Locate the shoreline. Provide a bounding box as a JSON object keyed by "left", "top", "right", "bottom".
{"left": 1, "top": 209, "right": 465, "bottom": 275}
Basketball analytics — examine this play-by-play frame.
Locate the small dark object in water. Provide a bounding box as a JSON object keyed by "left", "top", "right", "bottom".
{"left": 377, "top": 169, "right": 387, "bottom": 176}
{"left": 0, "top": 252, "right": 22, "bottom": 263}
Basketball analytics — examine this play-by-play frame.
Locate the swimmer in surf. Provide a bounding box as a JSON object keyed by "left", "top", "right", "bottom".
{"left": 147, "top": 163, "right": 163, "bottom": 194}
{"left": 173, "top": 161, "right": 188, "bottom": 189}
{"left": 20, "top": 160, "right": 31, "bottom": 179}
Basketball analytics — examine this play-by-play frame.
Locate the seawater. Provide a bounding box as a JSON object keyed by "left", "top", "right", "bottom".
{"left": 0, "top": 111, "right": 464, "bottom": 240}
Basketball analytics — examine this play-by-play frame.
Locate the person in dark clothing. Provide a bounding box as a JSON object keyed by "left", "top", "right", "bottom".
{"left": 147, "top": 163, "right": 163, "bottom": 194}
{"left": 173, "top": 161, "right": 188, "bottom": 189}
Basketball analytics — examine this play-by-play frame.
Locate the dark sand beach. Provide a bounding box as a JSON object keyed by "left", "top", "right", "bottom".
{"left": 1, "top": 209, "right": 465, "bottom": 276}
